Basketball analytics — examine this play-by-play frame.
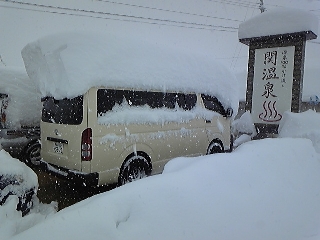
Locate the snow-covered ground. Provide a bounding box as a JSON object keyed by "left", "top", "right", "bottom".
{"left": 0, "top": 110, "right": 319, "bottom": 240}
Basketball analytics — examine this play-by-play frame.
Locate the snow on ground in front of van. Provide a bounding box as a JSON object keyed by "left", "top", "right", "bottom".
{"left": 21, "top": 31, "right": 239, "bottom": 115}
{"left": 7, "top": 138, "right": 320, "bottom": 240}
{"left": 0, "top": 110, "right": 318, "bottom": 240}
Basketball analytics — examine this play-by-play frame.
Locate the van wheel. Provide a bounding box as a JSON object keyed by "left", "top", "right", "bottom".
{"left": 118, "top": 153, "right": 151, "bottom": 186}
{"left": 207, "top": 139, "right": 224, "bottom": 154}
{"left": 25, "top": 142, "right": 41, "bottom": 166}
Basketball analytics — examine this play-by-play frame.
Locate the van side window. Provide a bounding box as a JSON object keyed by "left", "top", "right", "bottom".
{"left": 146, "top": 92, "right": 164, "bottom": 108}
{"left": 180, "top": 94, "right": 197, "bottom": 110}
{"left": 162, "top": 93, "right": 196, "bottom": 110}
{"left": 162, "top": 93, "right": 176, "bottom": 109}
{"left": 123, "top": 90, "right": 148, "bottom": 107}
{"left": 97, "top": 89, "right": 197, "bottom": 116}
{"left": 97, "top": 89, "right": 120, "bottom": 115}
{"left": 201, "top": 94, "right": 225, "bottom": 115}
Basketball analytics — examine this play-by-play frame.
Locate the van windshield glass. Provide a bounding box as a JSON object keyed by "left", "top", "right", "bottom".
{"left": 42, "top": 96, "right": 83, "bottom": 125}
{"left": 201, "top": 94, "right": 226, "bottom": 116}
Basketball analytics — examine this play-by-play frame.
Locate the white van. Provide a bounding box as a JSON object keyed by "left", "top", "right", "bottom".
{"left": 39, "top": 87, "right": 233, "bottom": 186}
{"left": 21, "top": 32, "right": 239, "bottom": 186}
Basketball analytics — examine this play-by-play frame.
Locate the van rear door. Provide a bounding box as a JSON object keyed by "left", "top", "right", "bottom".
{"left": 40, "top": 95, "right": 87, "bottom": 171}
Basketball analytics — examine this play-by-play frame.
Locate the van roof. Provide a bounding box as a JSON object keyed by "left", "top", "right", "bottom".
{"left": 22, "top": 31, "right": 239, "bottom": 113}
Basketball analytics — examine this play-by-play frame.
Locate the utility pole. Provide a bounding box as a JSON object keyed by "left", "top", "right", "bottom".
{"left": 259, "top": 0, "right": 266, "bottom": 13}
{"left": 0, "top": 55, "right": 6, "bottom": 66}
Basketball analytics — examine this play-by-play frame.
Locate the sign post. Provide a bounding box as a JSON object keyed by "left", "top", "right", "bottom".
{"left": 239, "top": 7, "right": 318, "bottom": 139}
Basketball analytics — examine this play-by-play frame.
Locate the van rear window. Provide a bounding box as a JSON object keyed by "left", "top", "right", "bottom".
{"left": 42, "top": 96, "right": 83, "bottom": 125}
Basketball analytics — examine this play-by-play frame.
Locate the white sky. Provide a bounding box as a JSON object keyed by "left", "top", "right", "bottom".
{"left": 0, "top": 1, "right": 319, "bottom": 67}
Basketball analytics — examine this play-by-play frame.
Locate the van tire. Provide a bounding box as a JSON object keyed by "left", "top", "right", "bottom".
{"left": 24, "top": 141, "right": 41, "bottom": 166}
{"left": 207, "top": 139, "right": 224, "bottom": 154}
{"left": 118, "top": 153, "right": 152, "bottom": 186}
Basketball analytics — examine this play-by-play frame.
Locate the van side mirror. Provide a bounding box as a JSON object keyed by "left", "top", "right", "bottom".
{"left": 225, "top": 108, "right": 233, "bottom": 118}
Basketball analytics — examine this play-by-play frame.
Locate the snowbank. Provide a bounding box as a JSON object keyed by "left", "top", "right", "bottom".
{"left": 238, "top": 8, "right": 319, "bottom": 40}
{"left": 0, "top": 197, "right": 57, "bottom": 240}
{"left": 9, "top": 138, "right": 320, "bottom": 240}
{"left": 21, "top": 31, "right": 239, "bottom": 114}
{"left": 279, "top": 110, "right": 320, "bottom": 153}
{"left": 232, "top": 111, "right": 257, "bottom": 147}
{"left": 0, "top": 67, "right": 41, "bottom": 128}
{"left": 0, "top": 149, "right": 56, "bottom": 239}
{"left": 0, "top": 149, "right": 38, "bottom": 191}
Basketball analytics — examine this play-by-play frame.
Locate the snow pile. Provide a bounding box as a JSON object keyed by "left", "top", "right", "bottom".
{"left": 0, "top": 150, "right": 38, "bottom": 191}
{"left": 0, "top": 150, "right": 57, "bottom": 239}
{"left": 0, "top": 67, "right": 41, "bottom": 128}
{"left": 238, "top": 8, "right": 319, "bottom": 39}
{"left": 0, "top": 197, "right": 57, "bottom": 240}
{"left": 232, "top": 111, "right": 257, "bottom": 147}
{"left": 279, "top": 110, "right": 320, "bottom": 153}
{"left": 9, "top": 138, "right": 320, "bottom": 240}
{"left": 21, "top": 31, "right": 239, "bottom": 114}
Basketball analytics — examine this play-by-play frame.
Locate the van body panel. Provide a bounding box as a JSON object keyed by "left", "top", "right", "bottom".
{"left": 41, "top": 124, "right": 85, "bottom": 171}
{"left": 97, "top": 168, "right": 120, "bottom": 186}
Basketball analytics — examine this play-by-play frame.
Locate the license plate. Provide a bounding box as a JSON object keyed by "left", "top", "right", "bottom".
{"left": 53, "top": 142, "right": 63, "bottom": 154}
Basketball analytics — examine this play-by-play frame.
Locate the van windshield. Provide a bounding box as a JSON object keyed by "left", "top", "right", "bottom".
{"left": 42, "top": 96, "right": 83, "bottom": 125}
{"left": 201, "top": 94, "right": 226, "bottom": 116}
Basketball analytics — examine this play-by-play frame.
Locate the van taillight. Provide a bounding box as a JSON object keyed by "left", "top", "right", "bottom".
{"left": 81, "top": 128, "right": 92, "bottom": 161}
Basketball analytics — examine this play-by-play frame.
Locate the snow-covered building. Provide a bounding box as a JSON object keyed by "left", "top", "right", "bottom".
{"left": 0, "top": 67, "right": 41, "bottom": 129}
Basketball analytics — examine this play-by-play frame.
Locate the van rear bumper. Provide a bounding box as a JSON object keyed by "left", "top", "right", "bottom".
{"left": 39, "top": 159, "right": 99, "bottom": 186}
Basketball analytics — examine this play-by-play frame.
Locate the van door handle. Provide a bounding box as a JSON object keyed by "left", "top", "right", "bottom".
{"left": 206, "top": 120, "right": 211, "bottom": 123}
{"left": 47, "top": 137, "right": 68, "bottom": 144}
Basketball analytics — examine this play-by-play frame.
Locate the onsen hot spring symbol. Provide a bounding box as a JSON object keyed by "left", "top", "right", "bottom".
{"left": 259, "top": 100, "right": 282, "bottom": 122}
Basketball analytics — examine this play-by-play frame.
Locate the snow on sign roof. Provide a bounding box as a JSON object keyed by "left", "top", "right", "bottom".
{"left": 21, "top": 31, "right": 239, "bottom": 112}
{"left": 238, "top": 8, "right": 319, "bottom": 40}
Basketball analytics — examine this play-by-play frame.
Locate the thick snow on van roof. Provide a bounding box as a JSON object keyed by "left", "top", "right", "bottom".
{"left": 21, "top": 31, "right": 239, "bottom": 113}
{"left": 0, "top": 67, "right": 41, "bottom": 128}
{"left": 238, "top": 8, "right": 318, "bottom": 40}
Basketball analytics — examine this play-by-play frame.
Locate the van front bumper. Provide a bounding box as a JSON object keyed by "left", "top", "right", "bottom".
{"left": 39, "top": 159, "right": 99, "bottom": 187}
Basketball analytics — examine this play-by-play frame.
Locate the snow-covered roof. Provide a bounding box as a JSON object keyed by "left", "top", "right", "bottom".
{"left": 21, "top": 31, "right": 239, "bottom": 112}
{"left": 238, "top": 8, "right": 319, "bottom": 40}
{"left": 0, "top": 67, "right": 41, "bottom": 128}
